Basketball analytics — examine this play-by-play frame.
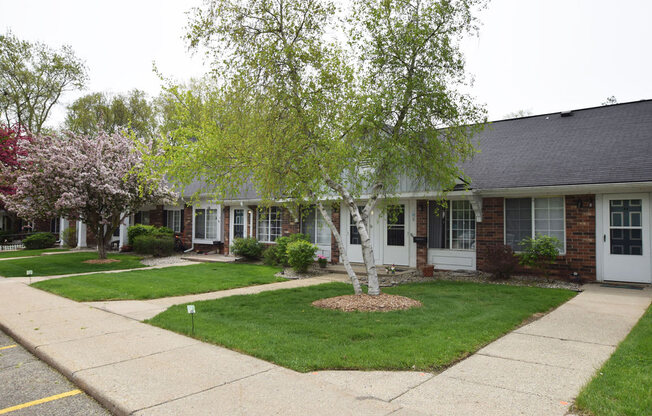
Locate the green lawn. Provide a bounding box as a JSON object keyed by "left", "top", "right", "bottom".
{"left": 575, "top": 303, "right": 652, "bottom": 416}
{"left": 148, "top": 281, "right": 575, "bottom": 372}
{"left": 31, "top": 263, "right": 285, "bottom": 301}
{"left": 0, "top": 252, "right": 145, "bottom": 277}
{"left": 0, "top": 248, "right": 69, "bottom": 259}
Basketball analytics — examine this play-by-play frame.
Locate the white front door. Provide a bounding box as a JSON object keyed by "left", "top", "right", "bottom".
{"left": 230, "top": 207, "right": 248, "bottom": 241}
{"left": 346, "top": 205, "right": 382, "bottom": 264}
{"left": 383, "top": 204, "right": 409, "bottom": 266}
{"left": 603, "top": 194, "right": 652, "bottom": 283}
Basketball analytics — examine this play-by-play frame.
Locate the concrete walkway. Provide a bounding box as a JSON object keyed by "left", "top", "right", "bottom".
{"left": 0, "top": 276, "right": 649, "bottom": 415}
{"left": 0, "top": 279, "right": 410, "bottom": 416}
{"left": 85, "top": 274, "right": 350, "bottom": 321}
{"left": 307, "top": 284, "right": 652, "bottom": 416}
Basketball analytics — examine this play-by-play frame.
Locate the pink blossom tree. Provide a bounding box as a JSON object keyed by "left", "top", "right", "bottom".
{"left": 2, "top": 130, "right": 175, "bottom": 258}
{"left": 0, "top": 125, "right": 31, "bottom": 196}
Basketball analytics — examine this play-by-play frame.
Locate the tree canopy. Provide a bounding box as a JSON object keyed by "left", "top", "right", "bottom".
{"left": 65, "top": 89, "right": 158, "bottom": 139}
{"left": 156, "top": 0, "right": 487, "bottom": 295}
{"left": 0, "top": 32, "right": 87, "bottom": 133}
{"left": 2, "top": 131, "right": 175, "bottom": 258}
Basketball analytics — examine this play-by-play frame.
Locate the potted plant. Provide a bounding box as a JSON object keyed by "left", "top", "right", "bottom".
{"left": 317, "top": 254, "right": 328, "bottom": 268}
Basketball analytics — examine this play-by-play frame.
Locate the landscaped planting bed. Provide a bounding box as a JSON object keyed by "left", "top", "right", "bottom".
{"left": 148, "top": 281, "right": 575, "bottom": 372}
{"left": 31, "top": 262, "right": 285, "bottom": 301}
{"left": 0, "top": 252, "right": 145, "bottom": 277}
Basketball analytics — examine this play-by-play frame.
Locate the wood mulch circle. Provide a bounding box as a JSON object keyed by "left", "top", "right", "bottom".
{"left": 82, "top": 259, "right": 121, "bottom": 264}
{"left": 312, "top": 293, "right": 422, "bottom": 312}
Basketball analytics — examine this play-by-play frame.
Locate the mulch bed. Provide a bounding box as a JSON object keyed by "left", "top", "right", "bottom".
{"left": 312, "top": 293, "right": 422, "bottom": 312}
{"left": 82, "top": 259, "right": 121, "bottom": 265}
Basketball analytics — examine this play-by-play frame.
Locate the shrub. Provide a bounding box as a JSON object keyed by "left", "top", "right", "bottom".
{"left": 62, "top": 227, "right": 77, "bottom": 248}
{"left": 263, "top": 244, "right": 280, "bottom": 266}
{"left": 127, "top": 224, "right": 173, "bottom": 245}
{"left": 287, "top": 240, "right": 317, "bottom": 273}
{"left": 274, "top": 233, "right": 310, "bottom": 266}
{"left": 133, "top": 234, "right": 174, "bottom": 257}
{"left": 23, "top": 232, "right": 56, "bottom": 250}
{"left": 518, "top": 234, "right": 561, "bottom": 277}
{"left": 484, "top": 244, "right": 518, "bottom": 280}
{"left": 231, "top": 237, "right": 263, "bottom": 260}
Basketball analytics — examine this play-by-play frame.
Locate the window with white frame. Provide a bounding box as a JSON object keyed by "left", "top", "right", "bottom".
{"left": 428, "top": 200, "right": 475, "bottom": 250}
{"left": 166, "top": 210, "right": 182, "bottom": 233}
{"left": 194, "top": 208, "right": 219, "bottom": 240}
{"left": 301, "top": 207, "right": 331, "bottom": 246}
{"left": 505, "top": 197, "right": 565, "bottom": 251}
{"left": 257, "top": 207, "right": 282, "bottom": 242}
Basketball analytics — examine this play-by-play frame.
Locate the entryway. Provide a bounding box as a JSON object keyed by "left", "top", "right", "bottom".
{"left": 602, "top": 193, "right": 652, "bottom": 283}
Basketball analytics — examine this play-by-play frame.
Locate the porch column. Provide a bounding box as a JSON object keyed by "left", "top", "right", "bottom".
{"left": 76, "top": 221, "right": 87, "bottom": 248}
{"left": 59, "top": 218, "right": 68, "bottom": 246}
{"left": 119, "top": 215, "right": 129, "bottom": 248}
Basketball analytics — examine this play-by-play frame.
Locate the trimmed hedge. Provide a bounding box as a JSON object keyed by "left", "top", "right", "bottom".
{"left": 23, "top": 232, "right": 56, "bottom": 250}
{"left": 231, "top": 237, "right": 264, "bottom": 260}
{"left": 287, "top": 240, "right": 317, "bottom": 273}
{"left": 127, "top": 224, "right": 174, "bottom": 246}
{"left": 133, "top": 235, "right": 174, "bottom": 257}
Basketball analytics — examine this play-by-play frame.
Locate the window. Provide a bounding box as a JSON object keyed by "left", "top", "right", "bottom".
{"left": 349, "top": 206, "right": 364, "bottom": 245}
{"left": 505, "top": 197, "right": 565, "bottom": 251}
{"left": 428, "top": 201, "right": 475, "bottom": 250}
{"left": 166, "top": 210, "right": 182, "bottom": 233}
{"left": 257, "top": 207, "right": 282, "bottom": 242}
{"left": 609, "top": 199, "right": 642, "bottom": 255}
{"left": 386, "top": 205, "right": 405, "bottom": 246}
{"left": 50, "top": 218, "right": 60, "bottom": 234}
{"left": 233, "top": 209, "right": 245, "bottom": 239}
{"left": 195, "top": 208, "right": 219, "bottom": 240}
{"left": 451, "top": 201, "right": 475, "bottom": 249}
{"left": 301, "top": 207, "right": 331, "bottom": 246}
{"left": 134, "top": 211, "right": 150, "bottom": 225}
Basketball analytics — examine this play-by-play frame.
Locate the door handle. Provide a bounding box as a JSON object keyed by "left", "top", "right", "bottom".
{"left": 603, "top": 234, "right": 606, "bottom": 242}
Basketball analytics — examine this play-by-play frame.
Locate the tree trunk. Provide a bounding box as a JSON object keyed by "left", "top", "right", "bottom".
{"left": 316, "top": 202, "right": 362, "bottom": 295}
{"left": 349, "top": 205, "right": 381, "bottom": 296}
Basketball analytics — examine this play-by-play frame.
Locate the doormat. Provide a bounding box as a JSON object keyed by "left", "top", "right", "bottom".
{"left": 600, "top": 283, "right": 644, "bottom": 290}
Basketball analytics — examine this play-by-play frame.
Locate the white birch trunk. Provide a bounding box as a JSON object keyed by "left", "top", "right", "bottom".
{"left": 316, "top": 202, "right": 362, "bottom": 295}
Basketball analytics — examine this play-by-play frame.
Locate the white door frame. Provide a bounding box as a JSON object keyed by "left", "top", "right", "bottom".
{"left": 229, "top": 206, "right": 249, "bottom": 243}
{"left": 600, "top": 193, "right": 652, "bottom": 283}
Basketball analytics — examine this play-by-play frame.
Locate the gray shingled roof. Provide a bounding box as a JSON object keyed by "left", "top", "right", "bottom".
{"left": 461, "top": 99, "right": 652, "bottom": 190}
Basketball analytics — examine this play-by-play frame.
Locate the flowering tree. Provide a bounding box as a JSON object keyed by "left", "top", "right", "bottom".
{"left": 2, "top": 131, "right": 175, "bottom": 258}
{"left": 0, "top": 125, "right": 30, "bottom": 196}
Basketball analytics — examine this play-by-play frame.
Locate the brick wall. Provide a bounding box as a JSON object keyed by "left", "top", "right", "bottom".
{"left": 416, "top": 199, "right": 428, "bottom": 272}
{"left": 476, "top": 195, "right": 596, "bottom": 280}
{"left": 222, "top": 206, "right": 230, "bottom": 255}
{"left": 149, "top": 205, "right": 164, "bottom": 227}
{"left": 181, "top": 205, "right": 193, "bottom": 248}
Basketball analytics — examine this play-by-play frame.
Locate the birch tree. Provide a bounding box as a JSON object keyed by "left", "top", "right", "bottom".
{"left": 157, "top": 0, "right": 486, "bottom": 295}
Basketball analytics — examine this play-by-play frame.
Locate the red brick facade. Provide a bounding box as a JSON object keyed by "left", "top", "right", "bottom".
{"left": 416, "top": 199, "right": 428, "bottom": 272}
{"left": 476, "top": 195, "right": 596, "bottom": 280}
{"left": 330, "top": 205, "right": 341, "bottom": 264}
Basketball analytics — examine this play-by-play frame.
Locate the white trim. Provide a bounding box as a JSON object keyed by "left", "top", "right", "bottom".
{"left": 256, "top": 206, "right": 282, "bottom": 243}
{"left": 479, "top": 182, "right": 652, "bottom": 197}
{"left": 192, "top": 203, "right": 222, "bottom": 244}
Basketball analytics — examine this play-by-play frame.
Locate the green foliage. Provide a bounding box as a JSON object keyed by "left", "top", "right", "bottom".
{"left": 32, "top": 262, "right": 285, "bottom": 301}
{"left": 127, "top": 224, "right": 173, "bottom": 246}
{"left": 133, "top": 234, "right": 174, "bottom": 257}
{"left": 65, "top": 89, "right": 158, "bottom": 139}
{"left": 262, "top": 244, "right": 280, "bottom": 266}
{"left": 286, "top": 240, "right": 317, "bottom": 273}
{"left": 273, "top": 233, "right": 309, "bottom": 266}
{"left": 149, "top": 281, "right": 575, "bottom": 372}
{"left": 22, "top": 232, "right": 56, "bottom": 249}
{"left": 231, "top": 237, "right": 263, "bottom": 260}
{"left": 518, "top": 235, "right": 561, "bottom": 277}
{"left": 62, "top": 227, "right": 77, "bottom": 248}
{"left": 0, "top": 32, "right": 87, "bottom": 133}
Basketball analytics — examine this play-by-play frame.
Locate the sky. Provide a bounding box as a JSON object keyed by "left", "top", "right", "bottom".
{"left": 1, "top": 0, "right": 651, "bottom": 128}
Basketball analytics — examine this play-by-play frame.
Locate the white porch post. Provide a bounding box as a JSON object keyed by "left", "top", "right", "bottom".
{"left": 59, "top": 218, "right": 68, "bottom": 246}
{"left": 76, "top": 220, "right": 87, "bottom": 248}
{"left": 119, "top": 215, "right": 129, "bottom": 248}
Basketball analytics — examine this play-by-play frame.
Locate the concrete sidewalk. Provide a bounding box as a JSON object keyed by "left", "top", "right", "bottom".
{"left": 308, "top": 284, "right": 652, "bottom": 416}
{"left": 85, "top": 274, "right": 350, "bottom": 321}
{"left": 0, "top": 279, "right": 412, "bottom": 416}
{"left": 0, "top": 277, "right": 649, "bottom": 415}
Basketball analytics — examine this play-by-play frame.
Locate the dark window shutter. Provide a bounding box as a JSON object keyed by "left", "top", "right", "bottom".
{"left": 163, "top": 210, "right": 168, "bottom": 228}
